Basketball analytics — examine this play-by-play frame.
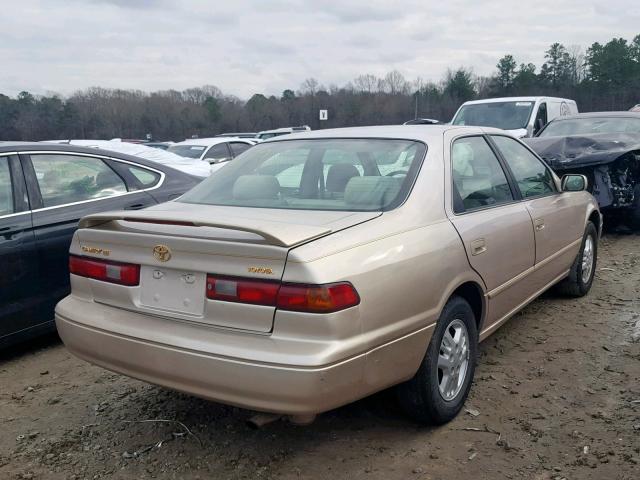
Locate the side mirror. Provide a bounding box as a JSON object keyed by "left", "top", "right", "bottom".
{"left": 561, "top": 174, "right": 587, "bottom": 192}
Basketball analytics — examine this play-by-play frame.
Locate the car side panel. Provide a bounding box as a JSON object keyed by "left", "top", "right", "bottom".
{"left": 0, "top": 155, "right": 42, "bottom": 344}
{"left": 284, "top": 217, "right": 483, "bottom": 387}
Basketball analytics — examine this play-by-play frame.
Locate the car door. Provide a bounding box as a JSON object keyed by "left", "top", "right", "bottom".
{"left": 489, "top": 135, "right": 585, "bottom": 288}
{"left": 0, "top": 154, "right": 41, "bottom": 342}
{"left": 203, "top": 143, "right": 232, "bottom": 164}
{"left": 444, "top": 134, "right": 536, "bottom": 333}
{"left": 21, "top": 152, "right": 158, "bottom": 315}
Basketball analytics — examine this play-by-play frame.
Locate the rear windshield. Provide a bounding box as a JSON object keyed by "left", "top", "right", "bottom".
{"left": 178, "top": 138, "right": 426, "bottom": 211}
{"left": 538, "top": 117, "right": 640, "bottom": 137}
{"left": 167, "top": 145, "right": 206, "bottom": 158}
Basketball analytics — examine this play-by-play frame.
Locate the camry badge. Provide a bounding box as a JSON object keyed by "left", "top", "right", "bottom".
{"left": 153, "top": 245, "right": 172, "bottom": 262}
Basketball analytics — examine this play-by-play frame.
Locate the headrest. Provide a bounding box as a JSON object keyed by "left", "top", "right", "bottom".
{"left": 344, "top": 176, "right": 401, "bottom": 208}
{"left": 232, "top": 175, "right": 280, "bottom": 200}
{"left": 326, "top": 164, "right": 360, "bottom": 192}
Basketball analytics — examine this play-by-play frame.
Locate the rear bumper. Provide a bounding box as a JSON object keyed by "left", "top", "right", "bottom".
{"left": 56, "top": 313, "right": 372, "bottom": 415}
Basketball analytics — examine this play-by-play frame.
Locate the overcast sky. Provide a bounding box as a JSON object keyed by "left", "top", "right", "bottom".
{"left": 0, "top": 0, "right": 638, "bottom": 99}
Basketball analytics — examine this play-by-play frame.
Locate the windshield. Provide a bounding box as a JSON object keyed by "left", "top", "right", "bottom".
{"left": 167, "top": 144, "right": 206, "bottom": 158}
{"left": 452, "top": 101, "right": 534, "bottom": 130}
{"left": 178, "top": 138, "right": 426, "bottom": 211}
{"left": 539, "top": 117, "right": 640, "bottom": 137}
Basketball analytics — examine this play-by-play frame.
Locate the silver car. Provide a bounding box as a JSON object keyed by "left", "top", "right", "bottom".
{"left": 55, "top": 125, "right": 600, "bottom": 424}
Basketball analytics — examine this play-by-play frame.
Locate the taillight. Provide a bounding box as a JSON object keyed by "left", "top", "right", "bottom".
{"left": 206, "top": 275, "right": 279, "bottom": 306}
{"left": 69, "top": 255, "right": 140, "bottom": 286}
{"left": 277, "top": 283, "right": 360, "bottom": 313}
{"left": 205, "top": 275, "right": 359, "bottom": 313}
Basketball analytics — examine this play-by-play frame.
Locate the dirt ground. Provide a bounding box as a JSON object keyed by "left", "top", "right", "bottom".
{"left": 1, "top": 234, "right": 639, "bottom": 480}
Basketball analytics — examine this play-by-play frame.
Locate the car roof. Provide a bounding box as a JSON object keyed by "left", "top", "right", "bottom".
{"left": 174, "top": 137, "right": 251, "bottom": 146}
{"left": 461, "top": 96, "right": 574, "bottom": 105}
{"left": 260, "top": 125, "right": 503, "bottom": 144}
{"left": 549, "top": 111, "right": 640, "bottom": 121}
{"left": 0, "top": 141, "right": 190, "bottom": 175}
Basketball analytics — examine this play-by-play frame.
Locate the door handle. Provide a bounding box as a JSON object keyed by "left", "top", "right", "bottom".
{"left": 470, "top": 238, "right": 487, "bottom": 256}
{"left": 125, "top": 203, "right": 148, "bottom": 210}
{"left": 534, "top": 218, "right": 545, "bottom": 231}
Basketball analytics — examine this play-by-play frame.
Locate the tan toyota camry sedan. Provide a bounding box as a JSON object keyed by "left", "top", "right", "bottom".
{"left": 55, "top": 126, "right": 601, "bottom": 425}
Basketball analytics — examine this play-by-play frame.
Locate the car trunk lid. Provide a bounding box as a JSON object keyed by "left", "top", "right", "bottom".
{"left": 75, "top": 204, "right": 379, "bottom": 332}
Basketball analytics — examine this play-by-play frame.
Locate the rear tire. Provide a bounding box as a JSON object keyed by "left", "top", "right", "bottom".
{"left": 396, "top": 296, "right": 478, "bottom": 425}
{"left": 554, "top": 221, "right": 598, "bottom": 297}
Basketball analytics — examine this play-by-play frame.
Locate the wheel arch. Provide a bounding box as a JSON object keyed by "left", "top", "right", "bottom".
{"left": 447, "top": 280, "right": 486, "bottom": 333}
{"left": 587, "top": 207, "right": 602, "bottom": 238}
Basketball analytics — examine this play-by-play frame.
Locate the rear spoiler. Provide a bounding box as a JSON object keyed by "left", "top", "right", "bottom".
{"left": 78, "top": 211, "right": 331, "bottom": 248}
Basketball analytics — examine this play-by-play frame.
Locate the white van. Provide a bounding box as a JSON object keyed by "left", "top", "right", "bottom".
{"left": 451, "top": 96, "right": 578, "bottom": 138}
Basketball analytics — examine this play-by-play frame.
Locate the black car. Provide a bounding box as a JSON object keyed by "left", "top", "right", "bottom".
{"left": 525, "top": 112, "right": 640, "bottom": 228}
{"left": 0, "top": 143, "right": 201, "bottom": 347}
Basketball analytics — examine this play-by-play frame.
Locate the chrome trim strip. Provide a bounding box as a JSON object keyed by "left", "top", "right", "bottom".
{"left": 0, "top": 210, "right": 31, "bottom": 220}
{"left": 480, "top": 269, "right": 570, "bottom": 340}
{"left": 3, "top": 151, "right": 166, "bottom": 216}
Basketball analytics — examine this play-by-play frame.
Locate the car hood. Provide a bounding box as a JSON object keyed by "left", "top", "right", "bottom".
{"left": 524, "top": 133, "right": 640, "bottom": 170}
{"left": 79, "top": 202, "right": 382, "bottom": 248}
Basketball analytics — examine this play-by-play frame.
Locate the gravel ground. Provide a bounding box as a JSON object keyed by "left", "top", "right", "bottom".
{"left": 1, "top": 234, "right": 639, "bottom": 480}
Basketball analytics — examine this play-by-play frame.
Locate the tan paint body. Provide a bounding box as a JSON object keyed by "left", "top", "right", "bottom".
{"left": 55, "top": 125, "right": 600, "bottom": 415}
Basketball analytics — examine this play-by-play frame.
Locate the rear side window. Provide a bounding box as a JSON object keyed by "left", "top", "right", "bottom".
{"left": 491, "top": 136, "right": 556, "bottom": 198}
{"left": 127, "top": 165, "right": 161, "bottom": 188}
{"left": 451, "top": 136, "right": 514, "bottom": 213}
{"left": 178, "top": 139, "right": 426, "bottom": 212}
{"left": 31, "top": 154, "right": 128, "bottom": 208}
{"left": 0, "top": 157, "right": 14, "bottom": 215}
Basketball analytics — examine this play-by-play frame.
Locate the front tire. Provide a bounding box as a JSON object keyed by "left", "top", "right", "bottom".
{"left": 554, "top": 221, "right": 598, "bottom": 297}
{"left": 397, "top": 296, "right": 478, "bottom": 425}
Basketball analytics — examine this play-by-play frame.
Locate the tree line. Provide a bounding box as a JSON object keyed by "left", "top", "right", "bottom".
{"left": 1, "top": 34, "right": 639, "bottom": 141}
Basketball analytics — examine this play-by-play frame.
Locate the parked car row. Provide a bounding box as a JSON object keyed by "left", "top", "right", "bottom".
{"left": 3, "top": 100, "right": 631, "bottom": 426}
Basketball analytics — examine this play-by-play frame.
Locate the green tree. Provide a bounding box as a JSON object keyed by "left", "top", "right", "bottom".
{"left": 540, "top": 43, "right": 573, "bottom": 87}
{"left": 444, "top": 68, "right": 476, "bottom": 101}
{"left": 496, "top": 54, "right": 517, "bottom": 89}
{"left": 203, "top": 96, "right": 221, "bottom": 123}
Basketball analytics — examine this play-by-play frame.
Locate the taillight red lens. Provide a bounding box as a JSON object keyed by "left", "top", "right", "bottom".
{"left": 205, "top": 274, "right": 360, "bottom": 313}
{"left": 206, "top": 275, "right": 279, "bottom": 306}
{"left": 277, "top": 282, "right": 360, "bottom": 313}
{"left": 69, "top": 255, "right": 140, "bottom": 286}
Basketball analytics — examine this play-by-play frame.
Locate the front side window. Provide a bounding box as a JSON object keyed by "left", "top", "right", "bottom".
{"left": 451, "top": 136, "right": 514, "bottom": 213}
{"left": 533, "top": 103, "right": 548, "bottom": 135}
{"left": 31, "top": 154, "right": 127, "bottom": 208}
{"left": 0, "top": 158, "right": 14, "bottom": 216}
{"left": 178, "top": 139, "right": 426, "bottom": 211}
{"left": 491, "top": 135, "right": 556, "bottom": 198}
